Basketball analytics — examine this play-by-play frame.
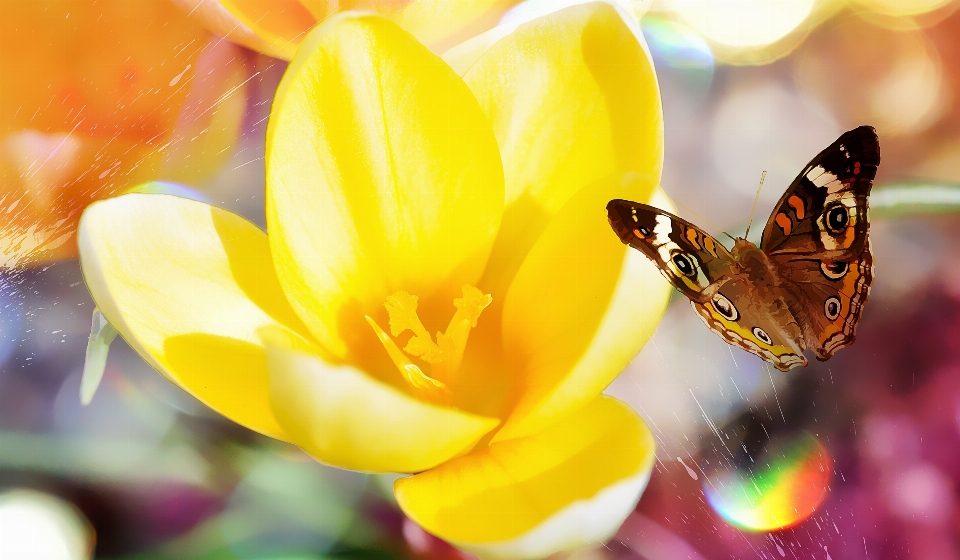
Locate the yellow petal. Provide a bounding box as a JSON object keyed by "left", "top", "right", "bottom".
{"left": 214, "top": 0, "right": 317, "bottom": 60}
{"left": 266, "top": 344, "right": 499, "bottom": 473}
{"left": 388, "top": 0, "right": 520, "bottom": 50}
{"left": 394, "top": 396, "right": 655, "bottom": 558}
{"left": 175, "top": 0, "right": 523, "bottom": 58}
{"left": 168, "top": 0, "right": 278, "bottom": 57}
{"left": 460, "top": 1, "right": 663, "bottom": 294}
{"left": 78, "top": 192, "right": 311, "bottom": 441}
{"left": 496, "top": 173, "right": 672, "bottom": 442}
{"left": 266, "top": 14, "right": 504, "bottom": 362}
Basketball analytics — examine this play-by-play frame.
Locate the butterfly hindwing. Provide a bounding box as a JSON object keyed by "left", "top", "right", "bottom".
{"left": 775, "top": 240, "right": 874, "bottom": 360}
{"left": 690, "top": 273, "right": 807, "bottom": 371}
{"left": 607, "top": 199, "right": 734, "bottom": 303}
{"left": 760, "top": 126, "right": 879, "bottom": 260}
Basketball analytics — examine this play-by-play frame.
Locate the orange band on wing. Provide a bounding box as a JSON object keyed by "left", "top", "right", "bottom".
{"left": 685, "top": 227, "right": 702, "bottom": 249}
{"left": 703, "top": 236, "right": 719, "bottom": 258}
{"left": 775, "top": 213, "right": 792, "bottom": 235}
{"left": 787, "top": 195, "right": 805, "bottom": 219}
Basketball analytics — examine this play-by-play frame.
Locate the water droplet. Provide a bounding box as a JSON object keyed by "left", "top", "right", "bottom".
{"left": 677, "top": 457, "right": 699, "bottom": 480}
{"left": 169, "top": 64, "right": 192, "bottom": 87}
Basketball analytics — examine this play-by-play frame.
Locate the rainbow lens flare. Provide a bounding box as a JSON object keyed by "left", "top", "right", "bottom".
{"left": 126, "top": 181, "right": 209, "bottom": 203}
{"left": 704, "top": 432, "right": 832, "bottom": 531}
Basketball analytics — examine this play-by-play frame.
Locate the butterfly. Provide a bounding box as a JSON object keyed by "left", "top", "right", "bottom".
{"left": 608, "top": 126, "right": 879, "bottom": 371}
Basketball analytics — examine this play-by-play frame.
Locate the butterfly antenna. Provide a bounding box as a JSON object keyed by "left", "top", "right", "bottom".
{"left": 744, "top": 170, "right": 767, "bottom": 240}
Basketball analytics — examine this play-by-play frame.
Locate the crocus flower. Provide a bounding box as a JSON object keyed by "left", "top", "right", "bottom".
{"left": 0, "top": 0, "right": 247, "bottom": 267}
{"left": 78, "top": 2, "right": 669, "bottom": 557}
{"left": 171, "top": 0, "right": 530, "bottom": 59}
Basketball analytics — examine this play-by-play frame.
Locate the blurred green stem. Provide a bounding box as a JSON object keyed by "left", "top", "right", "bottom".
{"left": 871, "top": 182, "right": 960, "bottom": 217}
{"left": 81, "top": 307, "right": 118, "bottom": 405}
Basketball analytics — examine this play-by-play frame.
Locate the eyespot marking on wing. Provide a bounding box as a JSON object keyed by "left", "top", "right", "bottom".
{"left": 825, "top": 296, "right": 841, "bottom": 320}
{"left": 824, "top": 204, "right": 849, "bottom": 233}
{"left": 712, "top": 293, "right": 739, "bottom": 321}
{"left": 820, "top": 261, "right": 848, "bottom": 280}
{"left": 753, "top": 327, "right": 772, "bottom": 345}
{"left": 692, "top": 301, "right": 808, "bottom": 371}
{"left": 672, "top": 252, "right": 697, "bottom": 277}
{"left": 816, "top": 192, "right": 858, "bottom": 250}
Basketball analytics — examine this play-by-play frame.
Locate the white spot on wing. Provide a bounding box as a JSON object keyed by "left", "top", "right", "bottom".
{"left": 654, "top": 214, "right": 672, "bottom": 236}
{"left": 807, "top": 165, "right": 837, "bottom": 188}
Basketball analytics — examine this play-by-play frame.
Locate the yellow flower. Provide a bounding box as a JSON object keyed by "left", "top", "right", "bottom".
{"left": 0, "top": 0, "right": 247, "bottom": 267}
{"left": 171, "top": 0, "right": 529, "bottom": 59}
{"left": 78, "top": 3, "right": 669, "bottom": 557}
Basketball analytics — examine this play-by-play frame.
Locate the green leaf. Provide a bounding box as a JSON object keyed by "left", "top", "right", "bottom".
{"left": 871, "top": 182, "right": 960, "bottom": 217}
{"left": 80, "top": 307, "right": 118, "bottom": 405}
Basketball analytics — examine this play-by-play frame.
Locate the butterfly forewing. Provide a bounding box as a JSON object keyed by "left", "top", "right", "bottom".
{"left": 760, "top": 126, "right": 879, "bottom": 260}
{"left": 607, "top": 199, "right": 734, "bottom": 303}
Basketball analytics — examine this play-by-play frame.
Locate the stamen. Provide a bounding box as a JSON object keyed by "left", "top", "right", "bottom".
{"left": 385, "top": 291, "right": 445, "bottom": 363}
{"left": 368, "top": 285, "right": 492, "bottom": 396}
{"left": 434, "top": 286, "right": 492, "bottom": 382}
{"left": 365, "top": 316, "right": 449, "bottom": 403}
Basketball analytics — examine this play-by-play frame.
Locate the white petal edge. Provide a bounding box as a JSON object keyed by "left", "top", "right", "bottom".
{"left": 451, "top": 469, "right": 652, "bottom": 560}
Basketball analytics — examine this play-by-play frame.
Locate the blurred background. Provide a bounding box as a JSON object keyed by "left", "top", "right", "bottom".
{"left": 2, "top": 0, "right": 960, "bottom": 558}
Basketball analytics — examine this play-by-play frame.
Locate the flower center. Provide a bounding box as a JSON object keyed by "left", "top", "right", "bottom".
{"left": 366, "top": 285, "right": 492, "bottom": 403}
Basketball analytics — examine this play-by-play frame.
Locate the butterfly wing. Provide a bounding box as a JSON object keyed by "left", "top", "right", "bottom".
{"left": 607, "top": 199, "right": 807, "bottom": 371}
{"left": 761, "top": 126, "right": 879, "bottom": 360}
{"left": 607, "top": 199, "right": 735, "bottom": 303}
{"left": 760, "top": 126, "right": 879, "bottom": 260}
{"left": 689, "top": 276, "right": 807, "bottom": 371}
{"left": 774, "top": 241, "right": 874, "bottom": 360}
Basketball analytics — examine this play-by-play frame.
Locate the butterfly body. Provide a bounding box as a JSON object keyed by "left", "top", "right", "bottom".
{"left": 608, "top": 126, "right": 879, "bottom": 371}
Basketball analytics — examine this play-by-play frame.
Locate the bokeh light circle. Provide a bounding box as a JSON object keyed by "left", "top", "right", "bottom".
{"left": 0, "top": 489, "right": 94, "bottom": 560}
{"left": 704, "top": 432, "right": 832, "bottom": 531}
{"left": 794, "top": 22, "right": 946, "bottom": 136}
{"left": 854, "top": 0, "right": 955, "bottom": 17}
{"left": 672, "top": 0, "right": 815, "bottom": 47}
{"left": 709, "top": 79, "right": 838, "bottom": 213}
